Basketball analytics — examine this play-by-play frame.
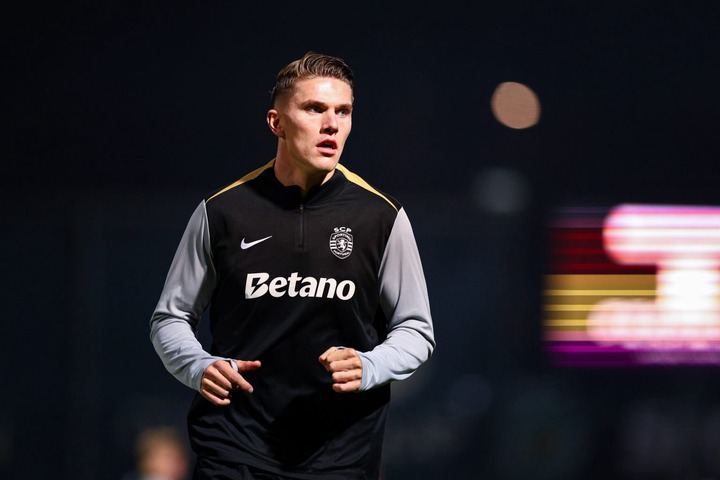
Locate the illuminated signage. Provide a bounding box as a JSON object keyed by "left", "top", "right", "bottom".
{"left": 544, "top": 204, "right": 720, "bottom": 366}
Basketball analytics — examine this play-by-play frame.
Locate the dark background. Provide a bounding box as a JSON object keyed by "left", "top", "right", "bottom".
{"left": 3, "top": 2, "right": 720, "bottom": 479}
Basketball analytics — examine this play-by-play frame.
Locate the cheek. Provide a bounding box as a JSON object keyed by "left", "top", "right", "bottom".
{"left": 287, "top": 130, "right": 311, "bottom": 149}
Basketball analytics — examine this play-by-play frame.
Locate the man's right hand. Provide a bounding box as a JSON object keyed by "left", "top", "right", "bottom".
{"left": 200, "top": 359, "right": 262, "bottom": 406}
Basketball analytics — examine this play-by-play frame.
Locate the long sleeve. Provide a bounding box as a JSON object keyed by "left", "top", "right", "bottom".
{"left": 357, "top": 207, "right": 435, "bottom": 390}
{"left": 149, "top": 201, "right": 222, "bottom": 391}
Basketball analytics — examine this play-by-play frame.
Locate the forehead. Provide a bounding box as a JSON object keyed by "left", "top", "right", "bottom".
{"left": 287, "top": 77, "right": 353, "bottom": 104}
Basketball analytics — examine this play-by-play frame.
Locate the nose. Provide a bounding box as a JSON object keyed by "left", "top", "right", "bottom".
{"left": 321, "top": 111, "right": 338, "bottom": 133}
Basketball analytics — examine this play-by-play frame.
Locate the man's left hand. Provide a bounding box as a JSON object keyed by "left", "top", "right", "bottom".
{"left": 318, "top": 346, "right": 363, "bottom": 393}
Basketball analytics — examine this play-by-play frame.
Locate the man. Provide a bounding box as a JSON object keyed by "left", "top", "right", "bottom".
{"left": 150, "top": 51, "right": 435, "bottom": 479}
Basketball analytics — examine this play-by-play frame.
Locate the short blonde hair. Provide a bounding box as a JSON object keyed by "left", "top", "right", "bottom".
{"left": 270, "top": 51, "right": 353, "bottom": 107}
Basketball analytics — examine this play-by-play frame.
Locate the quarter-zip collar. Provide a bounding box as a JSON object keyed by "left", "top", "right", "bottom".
{"left": 258, "top": 163, "right": 349, "bottom": 208}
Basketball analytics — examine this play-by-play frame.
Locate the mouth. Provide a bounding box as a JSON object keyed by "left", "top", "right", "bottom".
{"left": 316, "top": 139, "right": 338, "bottom": 155}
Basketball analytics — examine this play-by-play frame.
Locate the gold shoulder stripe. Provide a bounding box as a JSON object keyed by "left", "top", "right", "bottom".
{"left": 207, "top": 159, "right": 275, "bottom": 202}
{"left": 336, "top": 164, "right": 398, "bottom": 212}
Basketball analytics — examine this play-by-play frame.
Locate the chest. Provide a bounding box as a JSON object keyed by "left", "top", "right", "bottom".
{"left": 209, "top": 199, "right": 390, "bottom": 285}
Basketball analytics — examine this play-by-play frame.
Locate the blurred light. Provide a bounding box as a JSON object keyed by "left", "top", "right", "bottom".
{"left": 543, "top": 204, "right": 720, "bottom": 367}
{"left": 604, "top": 204, "right": 720, "bottom": 263}
{"left": 490, "top": 81, "right": 541, "bottom": 129}
{"left": 590, "top": 204, "right": 720, "bottom": 347}
{"left": 472, "top": 167, "right": 530, "bottom": 215}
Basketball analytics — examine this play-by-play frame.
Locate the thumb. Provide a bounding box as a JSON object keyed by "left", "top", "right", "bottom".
{"left": 234, "top": 359, "right": 262, "bottom": 372}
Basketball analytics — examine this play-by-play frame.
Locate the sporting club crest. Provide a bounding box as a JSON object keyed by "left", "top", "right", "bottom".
{"left": 329, "top": 227, "right": 354, "bottom": 259}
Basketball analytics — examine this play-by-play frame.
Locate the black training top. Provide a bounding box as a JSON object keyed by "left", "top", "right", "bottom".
{"left": 150, "top": 160, "right": 434, "bottom": 478}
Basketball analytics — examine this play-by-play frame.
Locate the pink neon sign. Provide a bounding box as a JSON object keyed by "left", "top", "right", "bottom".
{"left": 544, "top": 204, "right": 720, "bottom": 366}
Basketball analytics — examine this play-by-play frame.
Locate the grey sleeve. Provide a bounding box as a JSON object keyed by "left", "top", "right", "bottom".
{"left": 357, "top": 207, "right": 435, "bottom": 390}
{"left": 149, "top": 201, "right": 223, "bottom": 391}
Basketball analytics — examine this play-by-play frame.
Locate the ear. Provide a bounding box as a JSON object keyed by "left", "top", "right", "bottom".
{"left": 266, "top": 109, "right": 284, "bottom": 138}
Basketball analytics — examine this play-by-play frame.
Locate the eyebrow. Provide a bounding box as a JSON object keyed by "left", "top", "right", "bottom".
{"left": 298, "top": 100, "right": 353, "bottom": 111}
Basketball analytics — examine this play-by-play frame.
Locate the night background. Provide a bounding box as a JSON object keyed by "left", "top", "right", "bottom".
{"left": 3, "top": 2, "right": 720, "bottom": 478}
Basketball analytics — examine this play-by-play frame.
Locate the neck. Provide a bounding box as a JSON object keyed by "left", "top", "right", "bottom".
{"left": 273, "top": 155, "right": 336, "bottom": 197}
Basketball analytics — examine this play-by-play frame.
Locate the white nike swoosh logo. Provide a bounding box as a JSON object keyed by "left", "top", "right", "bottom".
{"left": 240, "top": 235, "right": 273, "bottom": 250}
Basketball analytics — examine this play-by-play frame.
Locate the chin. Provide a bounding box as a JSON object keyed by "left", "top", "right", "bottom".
{"left": 314, "top": 157, "right": 340, "bottom": 171}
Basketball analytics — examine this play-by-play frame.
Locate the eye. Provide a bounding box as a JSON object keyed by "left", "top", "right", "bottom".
{"left": 337, "top": 107, "right": 352, "bottom": 117}
{"left": 306, "top": 104, "right": 323, "bottom": 113}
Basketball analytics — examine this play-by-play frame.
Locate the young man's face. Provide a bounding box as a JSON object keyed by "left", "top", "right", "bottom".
{"left": 270, "top": 77, "right": 353, "bottom": 180}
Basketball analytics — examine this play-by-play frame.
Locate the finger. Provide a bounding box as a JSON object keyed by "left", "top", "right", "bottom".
{"left": 332, "top": 379, "right": 361, "bottom": 393}
{"left": 319, "top": 346, "right": 355, "bottom": 365}
{"left": 206, "top": 375, "right": 251, "bottom": 397}
{"left": 204, "top": 363, "right": 234, "bottom": 391}
{"left": 201, "top": 374, "right": 232, "bottom": 399}
{"left": 231, "top": 375, "right": 255, "bottom": 394}
{"left": 200, "top": 386, "right": 232, "bottom": 406}
{"left": 200, "top": 373, "right": 233, "bottom": 404}
{"left": 318, "top": 347, "right": 337, "bottom": 364}
{"left": 227, "top": 360, "right": 261, "bottom": 394}
{"left": 221, "top": 360, "right": 258, "bottom": 386}
{"left": 200, "top": 359, "right": 261, "bottom": 403}
{"left": 332, "top": 369, "right": 362, "bottom": 384}
{"left": 236, "top": 360, "right": 262, "bottom": 372}
{"left": 326, "top": 356, "right": 362, "bottom": 373}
